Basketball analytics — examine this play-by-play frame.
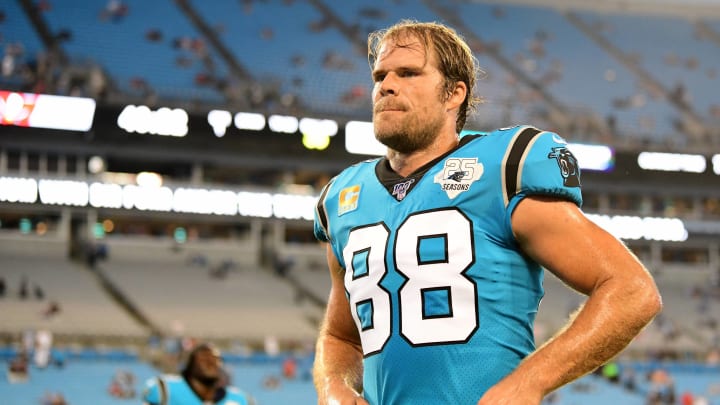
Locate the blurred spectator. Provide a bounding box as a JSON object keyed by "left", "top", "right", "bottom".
{"left": 6, "top": 351, "right": 29, "bottom": 383}
{"left": 55, "top": 29, "right": 72, "bottom": 43}
{"left": 41, "top": 391, "right": 67, "bottom": 405}
{"left": 210, "top": 260, "right": 234, "bottom": 280}
{"left": 22, "top": 329, "right": 35, "bottom": 354}
{"left": 100, "top": 0, "right": 128, "bottom": 22}
{"left": 621, "top": 367, "right": 637, "bottom": 392}
{"left": 290, "top": 54, "right": 305, "bottom": 68}
{"left": 694, "top": 396, "right": 710, "bottom": 405}
{"left": 260, "top": 27, "right": 274, "bottom": 40}
{"left": 34, "top": 284, "right": 45, "bottom": 300}
{"left": 340, "top": 85, "right": 367, "bottom": 105}
{"left": 282, "top": 356, "right": 297, "bottom": 379}
{"left": 706, "top": 348, "right": 720, "bottom": 366}
{"left": 52, "top": 349, "right": 65, "bottom": 369}
{"left": 710, "top": 104, "right": 720, "bottom": 119}
{"left": 145, "top": 29, "right": 163, "bottom": 42}
{"left": 19, "top": 275, "right": 29, "bottom": 300}
{"left": 262, "top": 374, "right": 281, "bottom": 390}
{"left": 271, "top": 252, "right": 295, "bottom": 278}
{"left": 188, "top": 254, "right": 209, "bottom": 267}
{"left": 174, "top": 55, "right": 193, "bottom": 68}
{"left": 308, "top": 17, "right": 332, "bottom": 33}
{"left": 0, "top": 276, "right": 6, "bottom": 298}
{"left": 264, "top": 335, "right": 279, "bottom": 357}
{"left": 2, "top": 42, "right": 25, "bottom": 78}
{"left": 646, "top": 368, "right": 676, "bottom": 405}
{"left": 670, "top": 82, "right": 689, "bottom": 105}
{"left": 601, "top": 362, "right": 620, "bottom": 383}
{"left": 680, "top": 391, "right": 694, "bottom": 405}
{"left": 107, "top": 369, "right": 136, "bottom": 399}
{"left": 37, "top": 0, "right": 52, "bottom": 12}
{"left": 322, "top": 50, "right": 354, "bottom": 71}
{"left": 43, "top": 300, "right": 61, "bottom": 318}
{"left": 34, "top": 329, "right": 53, "bottom": 369}
{"left": 129, "top": 76, "right": 149, "bottom": 92}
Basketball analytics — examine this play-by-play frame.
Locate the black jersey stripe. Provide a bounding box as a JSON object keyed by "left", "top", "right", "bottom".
{"left": 503, "top": 127, "right": 542, "bottom": 206}
{"left": 315, "top": 178, "right": 334, "bottom": 240}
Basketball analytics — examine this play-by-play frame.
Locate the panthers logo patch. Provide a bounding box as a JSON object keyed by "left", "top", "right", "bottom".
{"left": 548, "top": 147, "right": 580, "bottom": 187}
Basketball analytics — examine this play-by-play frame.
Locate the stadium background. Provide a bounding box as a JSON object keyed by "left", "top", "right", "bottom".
{"left": 1, "top": 0, "right": 719, "bottom": 403}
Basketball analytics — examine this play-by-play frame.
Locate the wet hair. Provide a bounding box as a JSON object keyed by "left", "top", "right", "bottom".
{"left": 368, "top": 19, "right": 482, "bottom": 133}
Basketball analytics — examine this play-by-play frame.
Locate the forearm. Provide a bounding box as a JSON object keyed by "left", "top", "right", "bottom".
{"left": 313, "top": 331, "right": 364, "bottom": 403}
{"left": 506, "top": 278, "right": 661, "bottom": 396}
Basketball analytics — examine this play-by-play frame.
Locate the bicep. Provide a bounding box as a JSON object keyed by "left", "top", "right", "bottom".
{"left": 511, "top": 196, "right": 649, "bottom": 295}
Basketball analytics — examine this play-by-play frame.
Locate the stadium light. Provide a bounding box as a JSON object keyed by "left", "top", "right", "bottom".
{"left": 268, "top": 114, "right": 298, "bottom": 134}
{"left": 237, "top": 191, "right": 273, "bottom": 218}
{"left": 0, "top": 177, "right": 37, "bottom": 203}
{"left": 345, "top": 120, "right": 386, "bottom": 156}
{"left": 88, "top": 156, "right": 106, "bottom": 174}
{"left": 299, "top": 118, "right": 338, "bottom": 138}
{"left": 89, "top": 182, "right": 123, "bottom": 208}
{"left": 2, "top": 175, "right": 694, "bottom": 240}
{"left": 207, "top": 109, "right": 232, "bottom": 137}
{"left": 637, "top": 152, "right": 706, "bottom": 173}
{"left": 0, "top": 90, "right": 96, "bottom": 131}
{"left": 122, "top": 184, "right": 173, "bottom": 212}
{"left": 136, "top": 171, "right": 163, "bottom": 187}
{"left": 234, "top": 112, "right": 266, "bottom": 131}
{"left": 299, "top": 117, "right": 337, "bottom": 151}
{"left": 38, "top": 179, "right": 89, "bottom": 206}
{"left": 173, "top": 188, "right": 238, "bottom": 216}
{"left": 117, "top": 105, "right": 188, "bottom": 137}
{"left": 272, "top": 193, "right": 317, "bottom": 220}
{"left": 567, "top": 143, "right": 614, "bottom": 172}
{"left": 585, "top": 213, "right": 688, "bottom": 242}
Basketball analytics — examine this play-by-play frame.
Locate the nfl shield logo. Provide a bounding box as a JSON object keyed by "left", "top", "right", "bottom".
{"left": 391, "top": 179, "right": 415, "bottom": 201}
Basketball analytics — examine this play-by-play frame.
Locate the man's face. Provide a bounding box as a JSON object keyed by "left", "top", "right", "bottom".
{"left": 371, "top": 35, "right": 447, "bottom": 153}
{"left": 190, "top": 346, "right": 222, "bottom": 382}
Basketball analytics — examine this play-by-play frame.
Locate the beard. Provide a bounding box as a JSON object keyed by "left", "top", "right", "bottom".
{"left": 373, "top": 109, "right": 444, "bottom": 154}
{"left": 195, "top": 373, "right": 220, "bottom": 387}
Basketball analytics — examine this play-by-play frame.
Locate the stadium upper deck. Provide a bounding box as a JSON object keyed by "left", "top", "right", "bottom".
{"left": 2, "top": 0, "right": 719, "bottom": 149}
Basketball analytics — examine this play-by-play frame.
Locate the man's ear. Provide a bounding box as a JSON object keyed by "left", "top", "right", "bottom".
{"left": 446, "top": 81, "right": 467, "bottom": 111}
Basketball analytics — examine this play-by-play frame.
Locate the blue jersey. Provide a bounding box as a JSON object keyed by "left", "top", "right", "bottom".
{"left": 142, "top": 375, "right": 253, "bottom": 405}
{"left": 314, "top": 126, "right": 582, "bottom": 404}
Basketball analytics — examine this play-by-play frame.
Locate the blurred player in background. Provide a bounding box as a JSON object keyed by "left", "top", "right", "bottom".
{"left": 142, "top": 342, "right": 254, "bottom": 405}
{"left": 312, "top": 19, "right": 662, "bottom": 405}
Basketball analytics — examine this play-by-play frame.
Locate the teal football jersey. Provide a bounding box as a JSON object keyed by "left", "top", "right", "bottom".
{"left": 314, "top": 126, "right": 582, "bottom": 404}
{"left": 143, "top": 375, "right": 252, "bottom": 405}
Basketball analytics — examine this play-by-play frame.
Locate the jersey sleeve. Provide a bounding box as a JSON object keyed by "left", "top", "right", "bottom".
{"left": 313, "top": 178, "right": 335, "bottom": 242}
{"left": 505, "top": 129, "right": 583, "bottom": 214}
{"left": 225, "top": 386, "right": 252, "bottom": 405}
{"left": 141, "top": 377, "right": 162, "bottom": 405}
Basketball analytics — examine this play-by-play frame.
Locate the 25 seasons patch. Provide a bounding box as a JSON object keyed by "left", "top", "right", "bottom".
{"left": 434, "top": 157, "right": 483, "bottom": 199}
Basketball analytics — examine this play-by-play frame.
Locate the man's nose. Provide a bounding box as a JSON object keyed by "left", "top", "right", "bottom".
{"left": 378, "top": 73, "right": 399, "bottom": 96}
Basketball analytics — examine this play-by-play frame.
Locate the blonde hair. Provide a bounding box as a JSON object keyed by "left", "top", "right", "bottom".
{"left": 368, "top": 19, "right": 482, "bottom": 133}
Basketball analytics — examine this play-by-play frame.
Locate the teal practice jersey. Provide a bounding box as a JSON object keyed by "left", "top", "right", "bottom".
{"left": 143, "top": 375, "right": 253, "bottom": 405}
{"left": 314, "top": 126, "right": 583, "bottom": 404}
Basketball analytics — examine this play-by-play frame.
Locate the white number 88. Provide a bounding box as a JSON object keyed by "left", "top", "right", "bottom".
{"left": 342, "top": 209, "right": 478, "bottom": 356}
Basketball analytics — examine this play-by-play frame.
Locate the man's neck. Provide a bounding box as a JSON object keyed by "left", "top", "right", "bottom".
{"left": 386, "top": 134, "right": 459, "bottom": 177}
{"left": 188, "top": 377, "right": 216, "bottom": 402}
